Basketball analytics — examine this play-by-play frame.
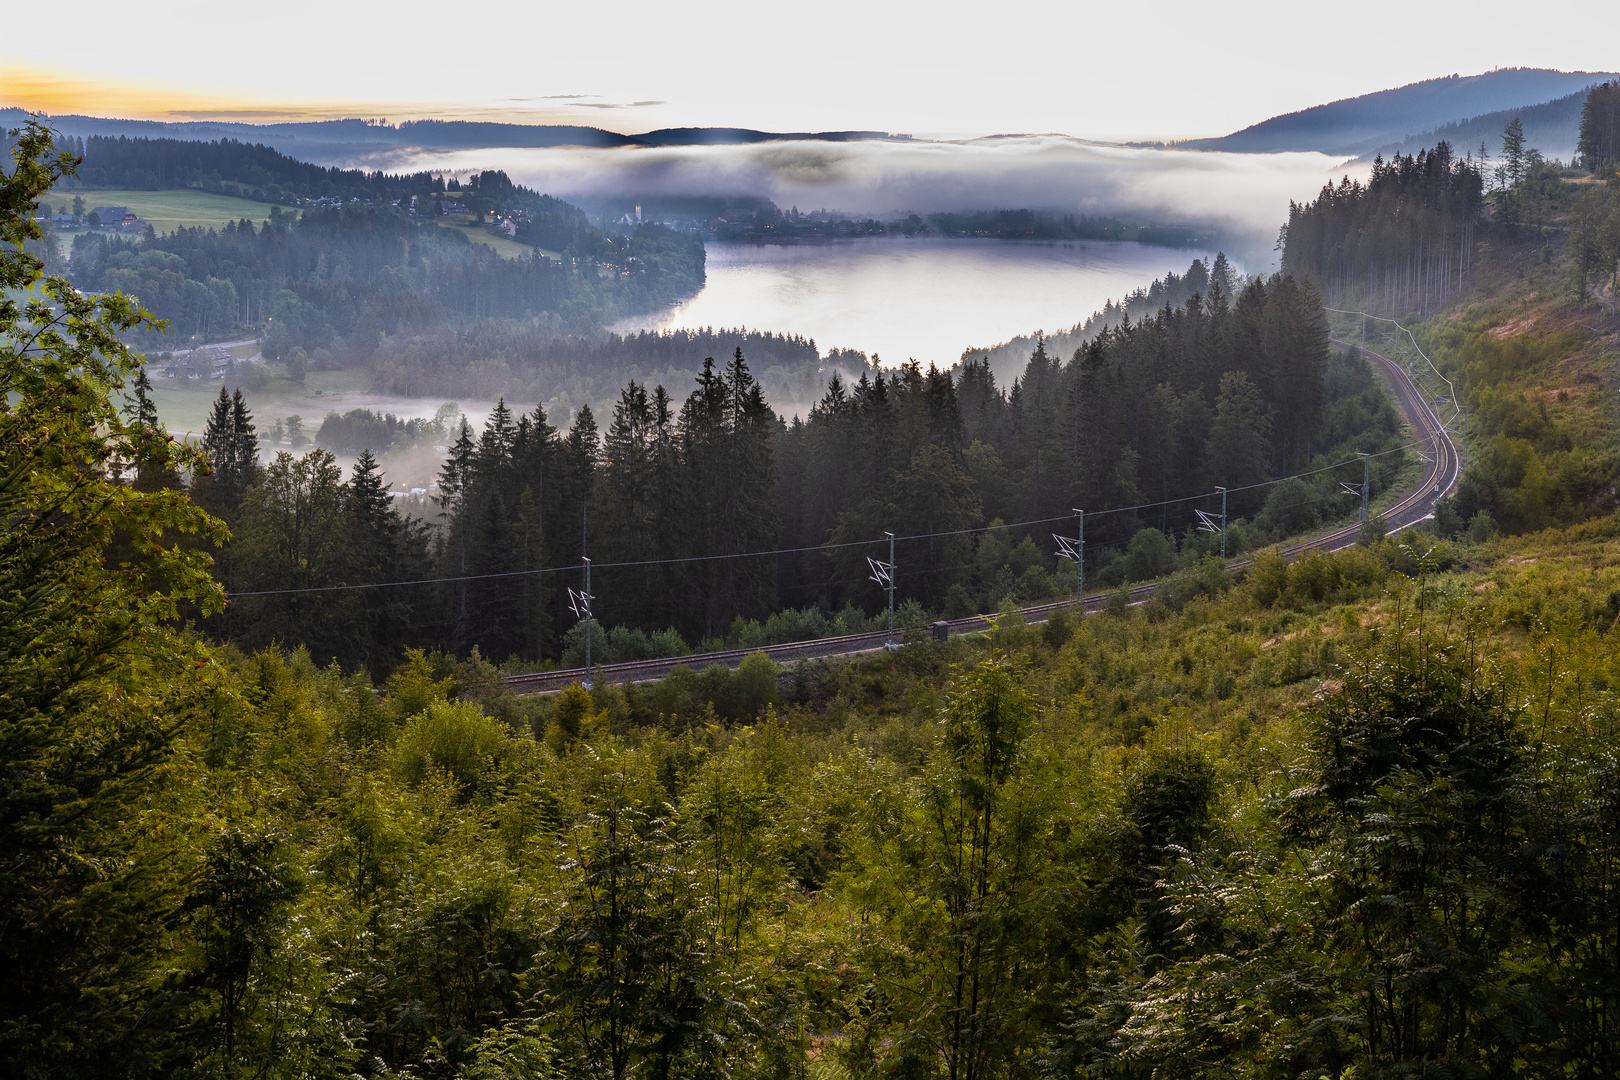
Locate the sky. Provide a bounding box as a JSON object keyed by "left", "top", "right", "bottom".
{"left": 3, "top": 0, "right": 1617, "bottom": 141}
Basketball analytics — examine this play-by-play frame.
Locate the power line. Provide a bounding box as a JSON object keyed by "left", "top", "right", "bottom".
{"left": 228, "top": 434, "right": 1423, "bottom": 599}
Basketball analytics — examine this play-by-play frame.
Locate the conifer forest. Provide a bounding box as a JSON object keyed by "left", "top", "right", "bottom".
{"left": 6, "top": 73, "right": 1620, "bottom": 1080}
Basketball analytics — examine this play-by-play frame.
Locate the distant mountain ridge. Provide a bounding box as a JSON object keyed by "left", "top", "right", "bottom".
{"left": 0, "top": 109, "right": 906, "bottom": 165}
{"left": 1178, "top": 68, "right": 1618, "bottom": 156}
{"left": 1354, "top": 90, "right": 1593, "bottom": 165}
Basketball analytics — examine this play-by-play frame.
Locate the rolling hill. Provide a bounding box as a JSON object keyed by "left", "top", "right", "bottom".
{"left": 1178, "top": 67, "right": 1617, "bottom": 156}
{"left": 0, "top": 109, "right": 905, "bottom": 166}
{"left": 1353, "top": 88, "right": 1594, "bottom": 164}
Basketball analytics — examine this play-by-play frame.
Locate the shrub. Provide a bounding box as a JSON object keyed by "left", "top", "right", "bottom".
{"left": 394, "top": 699, "right": 513, "bottom": 792}
{"left": 1247, "top": 549, "right": 1289, "bottom": 607}
{"left": 735, "top": 652, "right": 780, "bottom": 716}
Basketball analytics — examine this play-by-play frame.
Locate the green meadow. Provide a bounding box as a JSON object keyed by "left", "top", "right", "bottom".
{"left": 42, "top": 186, "right": 290, "bottom": 233}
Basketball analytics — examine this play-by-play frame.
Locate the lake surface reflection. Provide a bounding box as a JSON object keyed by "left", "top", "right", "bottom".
{"left": 615, "top": 238, "right": 1224, "bottom": 368}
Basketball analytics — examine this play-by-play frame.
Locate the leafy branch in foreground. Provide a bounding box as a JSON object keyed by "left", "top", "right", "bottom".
{"left": 1, "top": 117, "right": 231, "bottom": 1076}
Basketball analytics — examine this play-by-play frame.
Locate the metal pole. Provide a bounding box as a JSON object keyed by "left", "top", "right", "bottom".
{"left": 583, "top": 557, "right": 592, "bottom": 689}
{"left": 1359, "top": 453, "right": 1370, "bottom": 522}
{"left": 1077, "top": 509, "right": 1085, "bottom": 606}
{"left": 1214, "top": 487, "right": 1227, "bottom": 559}
{"left": 885, "top": 531, "right": 895, "bottom": 650}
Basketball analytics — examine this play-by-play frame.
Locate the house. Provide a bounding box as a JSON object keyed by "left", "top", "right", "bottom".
{"left": 89, "top": 206, "right": 130, "bottom": 228}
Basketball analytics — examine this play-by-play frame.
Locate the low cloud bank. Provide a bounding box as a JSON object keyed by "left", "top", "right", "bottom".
{"left": 370, "top": 136, "right": 1354, "bottom": 252}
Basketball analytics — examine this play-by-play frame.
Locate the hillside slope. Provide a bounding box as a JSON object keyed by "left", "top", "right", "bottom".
{"left": 1180, "top": 68, "right": 1617, "bottom": 155}
{"left": 1355, "top": 88, "right": 1594, "bottom": 164}
{"left": 0, "top": 108, "right": 905, "bottom": 166}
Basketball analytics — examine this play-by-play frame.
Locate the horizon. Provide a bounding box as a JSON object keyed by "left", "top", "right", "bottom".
{"left": 5, "top": 0, "right": 1618, "bottom": 144}
{"left": 6, "top": 65, "right": 1616, "bottom": 147}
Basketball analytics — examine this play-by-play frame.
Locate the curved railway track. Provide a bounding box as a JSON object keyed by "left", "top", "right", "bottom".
{"left": 506, "top": 339, "right": 1460, "bottom": 696}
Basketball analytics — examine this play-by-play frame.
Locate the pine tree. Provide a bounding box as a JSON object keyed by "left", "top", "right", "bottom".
{"left": 194, "top": 386, "right": 234, "bottom": 519}
{"left": 197, "top": 387, "right": 260, "bottom": 520}
{"left": 597, "top": 382, "right": 658, "bottom": 628}
{"left": 230, "top": 390, "right": 260, "bottom": 494}
{"left": 561, "top": 405, "right": 600, "bottom": 567}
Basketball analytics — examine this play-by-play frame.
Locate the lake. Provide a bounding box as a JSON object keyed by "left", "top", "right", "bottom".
{"left": 613, "top": 237, "right": 1225, "bottom": 369}
{"left": 157, "top": 237, "right": 1228, "bottom": 487}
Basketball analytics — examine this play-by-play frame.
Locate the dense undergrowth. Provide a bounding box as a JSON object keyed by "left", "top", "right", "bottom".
{"left": 52, "top": 516, "right": 1611, "bottom": 1079}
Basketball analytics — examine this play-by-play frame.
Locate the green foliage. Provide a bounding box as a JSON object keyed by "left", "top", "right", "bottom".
{"left": 1428, "top": 322, "right": 1617, "bottom": 538}
{"left": 1248, "top": 545, "right": 1388, "bottom": 609}
{"left": 394, "top": 698, "right": 517, "bottom": 793}
{"left": 0, "top": 116, "right": 230, "bottom": 1076}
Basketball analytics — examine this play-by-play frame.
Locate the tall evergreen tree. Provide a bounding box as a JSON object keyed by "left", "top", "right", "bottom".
{"left": 436, "top": 417, "right": 476, "bottom": 642}
{"left": 231, "top": 450, "right": 357, "bottom": 661}
{"left": 514, "top": 402, "right": 561, "bottom": 659}
{"left": 197, "top": 387, "right": 260, "bottom": 521}
{"left": 462, "top": 399, "right": 523, "bottom": 658}
{"left": 1204, "top": 371, "right": 1273, "bottom": 511}
{"left": 1576, "top": 80, "right": 1620, "bottom": 173}
{"left": 348, "top": 449, "right": 427, "bottom": 668}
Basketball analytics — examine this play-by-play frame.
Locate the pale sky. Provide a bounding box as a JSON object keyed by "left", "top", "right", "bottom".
{"left": 3, "top": 0, "right": 1616, "bottom": 141}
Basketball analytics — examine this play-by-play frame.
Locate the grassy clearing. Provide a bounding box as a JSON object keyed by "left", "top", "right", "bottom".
{"left": 150, "top": 369, "right": 372, "bottom": 435}
{"left": 41, "top": 187, "right": 288, "bottom": 234}
{"left": 439, "top": 221, "right": 555, "bottom": 261}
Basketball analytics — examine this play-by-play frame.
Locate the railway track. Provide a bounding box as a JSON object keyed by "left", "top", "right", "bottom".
{"left": 505, "top": 340, "right": 1460, "bottom": 696}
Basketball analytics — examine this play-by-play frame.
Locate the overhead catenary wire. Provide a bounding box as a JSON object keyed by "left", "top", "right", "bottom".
{"left": 229, "top": 432, "right": 1422, "bottom": 598}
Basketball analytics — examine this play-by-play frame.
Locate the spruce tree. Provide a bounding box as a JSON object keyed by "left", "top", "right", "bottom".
{"left": 1576, "top": 80, "right": 1620, "bottom": 173}
{"left": 125, "top": 364, "right": 180, "bottom": 492}
{"left": 348, "top": 449, "right": 424, "bottom": 666}
{"left": 1204, "top": 371, "right": 1273, "bottom": 509}
{"left": 462, "top": 399, "right": 522, "bottom": 658}
{"left": 436, "top": 418, "right": 476, "bottom": 640}
{"left": 514, "top": 403, "right": 560, "bottom": 659}
{"left": 195, "top": 386, "right": 236, "bottom": 517}
{"left": 597, "top": 382, "right": 657, "bottom": 628}
{"left": 229, "top": 390, "right": 260, "bottom": 496}
{"left": 198, "top": 387, "right": 260, "bottom": 520}
{"left": 1502, "top": 117, "right": 1528, "bottom": 187}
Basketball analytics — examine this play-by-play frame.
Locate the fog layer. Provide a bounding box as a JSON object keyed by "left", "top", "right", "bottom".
{"left": 371, "top": 136, "right": 1353, "bottom": 252}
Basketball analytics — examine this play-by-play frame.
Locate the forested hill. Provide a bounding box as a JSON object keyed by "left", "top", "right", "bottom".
{"left": 1, "top": 108, "right": 907, "bottom": 162}
{"left": 39, "top": 131, "right": 706, "bottom": 349}
{"left": 68, "top": 206, "right": 704, "bottom": 348}
{"left": 49, "top": 134, "right": 589, "bottom": 235}
{"left": 1179, "top": 68, "right": 1618, "bottom": 155}
{"left": 1281, "top": 143, "right": 1484, "bottom": 317}
{"left": 962, "top": 255, "right": 1235, "bottom": 384}
{"left": 1354, "top": 87, "right": 1593, "bottom": 165}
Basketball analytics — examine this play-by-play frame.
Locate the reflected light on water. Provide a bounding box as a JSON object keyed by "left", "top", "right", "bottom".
{"left": 613, "top": 238, "right": 1225, "bottom": 368}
